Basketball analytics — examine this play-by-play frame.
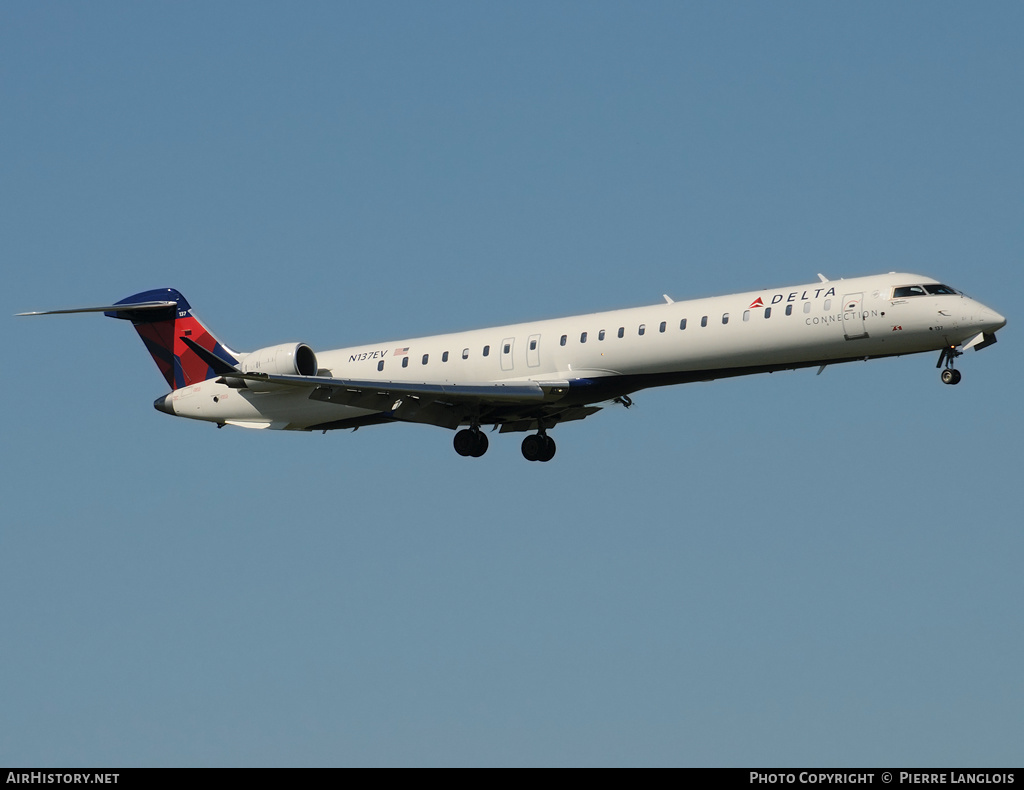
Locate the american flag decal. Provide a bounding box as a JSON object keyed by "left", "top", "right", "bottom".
{"left": 394, "top": 347, "right": 409, "bottom": 356}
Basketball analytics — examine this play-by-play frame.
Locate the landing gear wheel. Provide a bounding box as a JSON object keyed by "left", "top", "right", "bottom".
{"left": 454, "top": 429, "right": 475, "bottom": 456}
{"left": 522, "top": 433, "right": 556, "bottom": 462}
{"left": 454, "top": 428, "right": 488, "bottom": 457}
{"left": 521, "top": 434, "right": 543, "bottom": 462}
{"left": 941, "top": 368, "right": 962, "bottom": 385}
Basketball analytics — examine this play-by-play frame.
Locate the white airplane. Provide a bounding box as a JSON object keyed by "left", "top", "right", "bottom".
{"left": 19, "top": 272, "right": 1005, "bottom": 461}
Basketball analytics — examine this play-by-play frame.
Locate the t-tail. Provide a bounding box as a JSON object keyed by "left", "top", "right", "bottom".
{"left": 18, "top": 288, "right": 238, "bottom": 390}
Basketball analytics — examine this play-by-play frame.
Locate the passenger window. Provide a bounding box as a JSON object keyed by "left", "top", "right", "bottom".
{"left": 803, "top": 302, "right": 811, "bottom": 314}
{"left": 618, "top": 327, "right": 624, "bottom": 338}
{"left": 529, "top": 339, "right": 537, "bottom": 350}
{"left": 824, "top": 299, "right": 831, "bottom": 311}
{"left": 743, "top": 310, "right": 750, "bottom": 322}
{"left": 580, "top": 331, "right": 588, "bottom": 343}
{"left": 722, "top": 313, "right": 729, "bottom": 325}
{"left": 659, "top": 322, "right": 666, "bottom": 333}
{"left": 560, "top": 335, "right": 567, "bottom": 346}
{"left": 765, "top": 307, "right": 772, "bottom": 319}
{"left": 442, "top": 351, "right": 449, "bottom": 362}
{"left": 701, "top": 316, "right": 708, "bottom": 327}
{"left": 483, "top": 345, "right": 490, "bottom": 357}
{"left": 680, "top": 318, "right": 687, "bottom": 330}
{"left": 503, "top": 343, "right": 510, "bottom": 354}
{"left": 402, "top": 357, "right": 409, "bottom": 368}
{"left": 377, "top": 360, "right": 384, "bottom": 372}
{"left": 638, "top": 324, "right": 645, "bottom": 336}
{"left": 422, "top": 354, "right": 428, "bottom": 365}
{"left": 462, "top": 348, "right": 469, "bottom": 359}
{"left": 785, "top": 305, "right": 792, "bottom": 316}
{"left": 598, "top": 330, "right": 605, "bottom": 341}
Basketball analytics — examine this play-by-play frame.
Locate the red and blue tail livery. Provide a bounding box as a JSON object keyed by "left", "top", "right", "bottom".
{"left": 104, "top": 289, "right": 238, "bottom": 390}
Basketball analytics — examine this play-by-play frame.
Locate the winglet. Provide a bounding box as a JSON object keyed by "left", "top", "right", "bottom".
{"left": 662, "top": 294, "right": 674, "bottom": 304}
{"left": 817, "top": 273, "right": 829, "bottom": 283}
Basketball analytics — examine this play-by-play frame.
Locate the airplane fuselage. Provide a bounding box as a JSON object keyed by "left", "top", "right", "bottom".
{"left": 159, "top": 272, "right": 1005, "bottom": 444}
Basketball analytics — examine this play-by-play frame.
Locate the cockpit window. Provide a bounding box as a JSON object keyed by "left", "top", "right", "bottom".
{"left": 892, "top": 284, "right": 959, "bottom": 298}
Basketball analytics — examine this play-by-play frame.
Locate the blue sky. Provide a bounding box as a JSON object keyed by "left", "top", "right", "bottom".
{"left": 3, "top": 1, "right": 1021, "bottom": 767}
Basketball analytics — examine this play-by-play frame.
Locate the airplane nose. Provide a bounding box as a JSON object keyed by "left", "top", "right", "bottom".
{"left": 982, "top": 309, "right": 1007, "bottom": 332}
{"left": 153, "top": 394, "right": 175, "bottom": 415}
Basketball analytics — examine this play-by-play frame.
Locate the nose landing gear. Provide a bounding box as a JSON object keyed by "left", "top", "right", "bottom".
{"left": 940, "top": 368, "right": 962, "bottom": 385}
{"left": 937, "top": 345, "right": 963, "bottom": 385}
{"left": 521, "top": 431, "right": 556, "bottom": 462}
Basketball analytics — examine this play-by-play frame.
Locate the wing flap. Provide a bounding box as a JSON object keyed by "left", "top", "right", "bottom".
{"left": 498, "top": 406, "right": 603, "bottom": 433}
{"left": 235, "top": 370, "right": 568, "bottom": 403}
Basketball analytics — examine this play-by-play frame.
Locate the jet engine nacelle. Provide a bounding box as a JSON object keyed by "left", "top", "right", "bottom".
{"left": 240, "top": 343, "right": 318, "bottom": 377}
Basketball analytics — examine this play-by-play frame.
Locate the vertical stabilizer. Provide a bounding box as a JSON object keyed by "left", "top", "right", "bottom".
{"left": 104, "top": 289, "right": 238, "bottom": 389}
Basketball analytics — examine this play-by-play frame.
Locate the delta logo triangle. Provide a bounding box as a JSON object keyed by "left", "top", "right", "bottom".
{"left": 748, "top": 297, "right": 764, "bottom": 309}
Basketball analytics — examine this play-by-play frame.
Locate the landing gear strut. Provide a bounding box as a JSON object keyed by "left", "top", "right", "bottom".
{"left": 937, "top": 345, "right": 963, "bottom": 385}
{"left": 521, "top": 431, "right": 556, "bottom": 463}
{"left": 453, "top": 427, "right": 489, "bottom": 457}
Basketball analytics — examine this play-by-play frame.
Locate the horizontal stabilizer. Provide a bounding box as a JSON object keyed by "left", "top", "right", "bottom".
{"left": 17, "top": 301, "right": 177, "bottom": 317}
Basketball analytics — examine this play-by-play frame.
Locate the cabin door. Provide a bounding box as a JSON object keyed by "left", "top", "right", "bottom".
{"left": 842, "top": 293, "right": 869, "bottom": 340}
{"left": 527, "top": 334, "right": 541, "bottom": 368}
{"left": 500, "top": 337, "right": 515, "bottom": 371}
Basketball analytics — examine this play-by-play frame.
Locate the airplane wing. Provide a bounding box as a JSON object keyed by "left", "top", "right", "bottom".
{"left": 303, "top": 374, "right": 578, "bottom": 430}
{"left": 182, "top": 336, "right": 587, "bottom": 431}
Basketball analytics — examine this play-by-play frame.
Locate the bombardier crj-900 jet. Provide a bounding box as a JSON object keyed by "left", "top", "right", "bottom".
{"left": 19, "top": 273, "right": 1005, "bottom": 462}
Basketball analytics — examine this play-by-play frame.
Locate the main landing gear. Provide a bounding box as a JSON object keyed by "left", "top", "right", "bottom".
{"left": 453, "top": 427, "right": 489, "bottom": 457}
{"left": 937, "top": 345, "right": 963, "bottom": 385}
{"left": 521, "top": 431, "right": 556, "bottom": 463}
{"left": 452, "top": 426, "right": 556, "bottom": 462}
